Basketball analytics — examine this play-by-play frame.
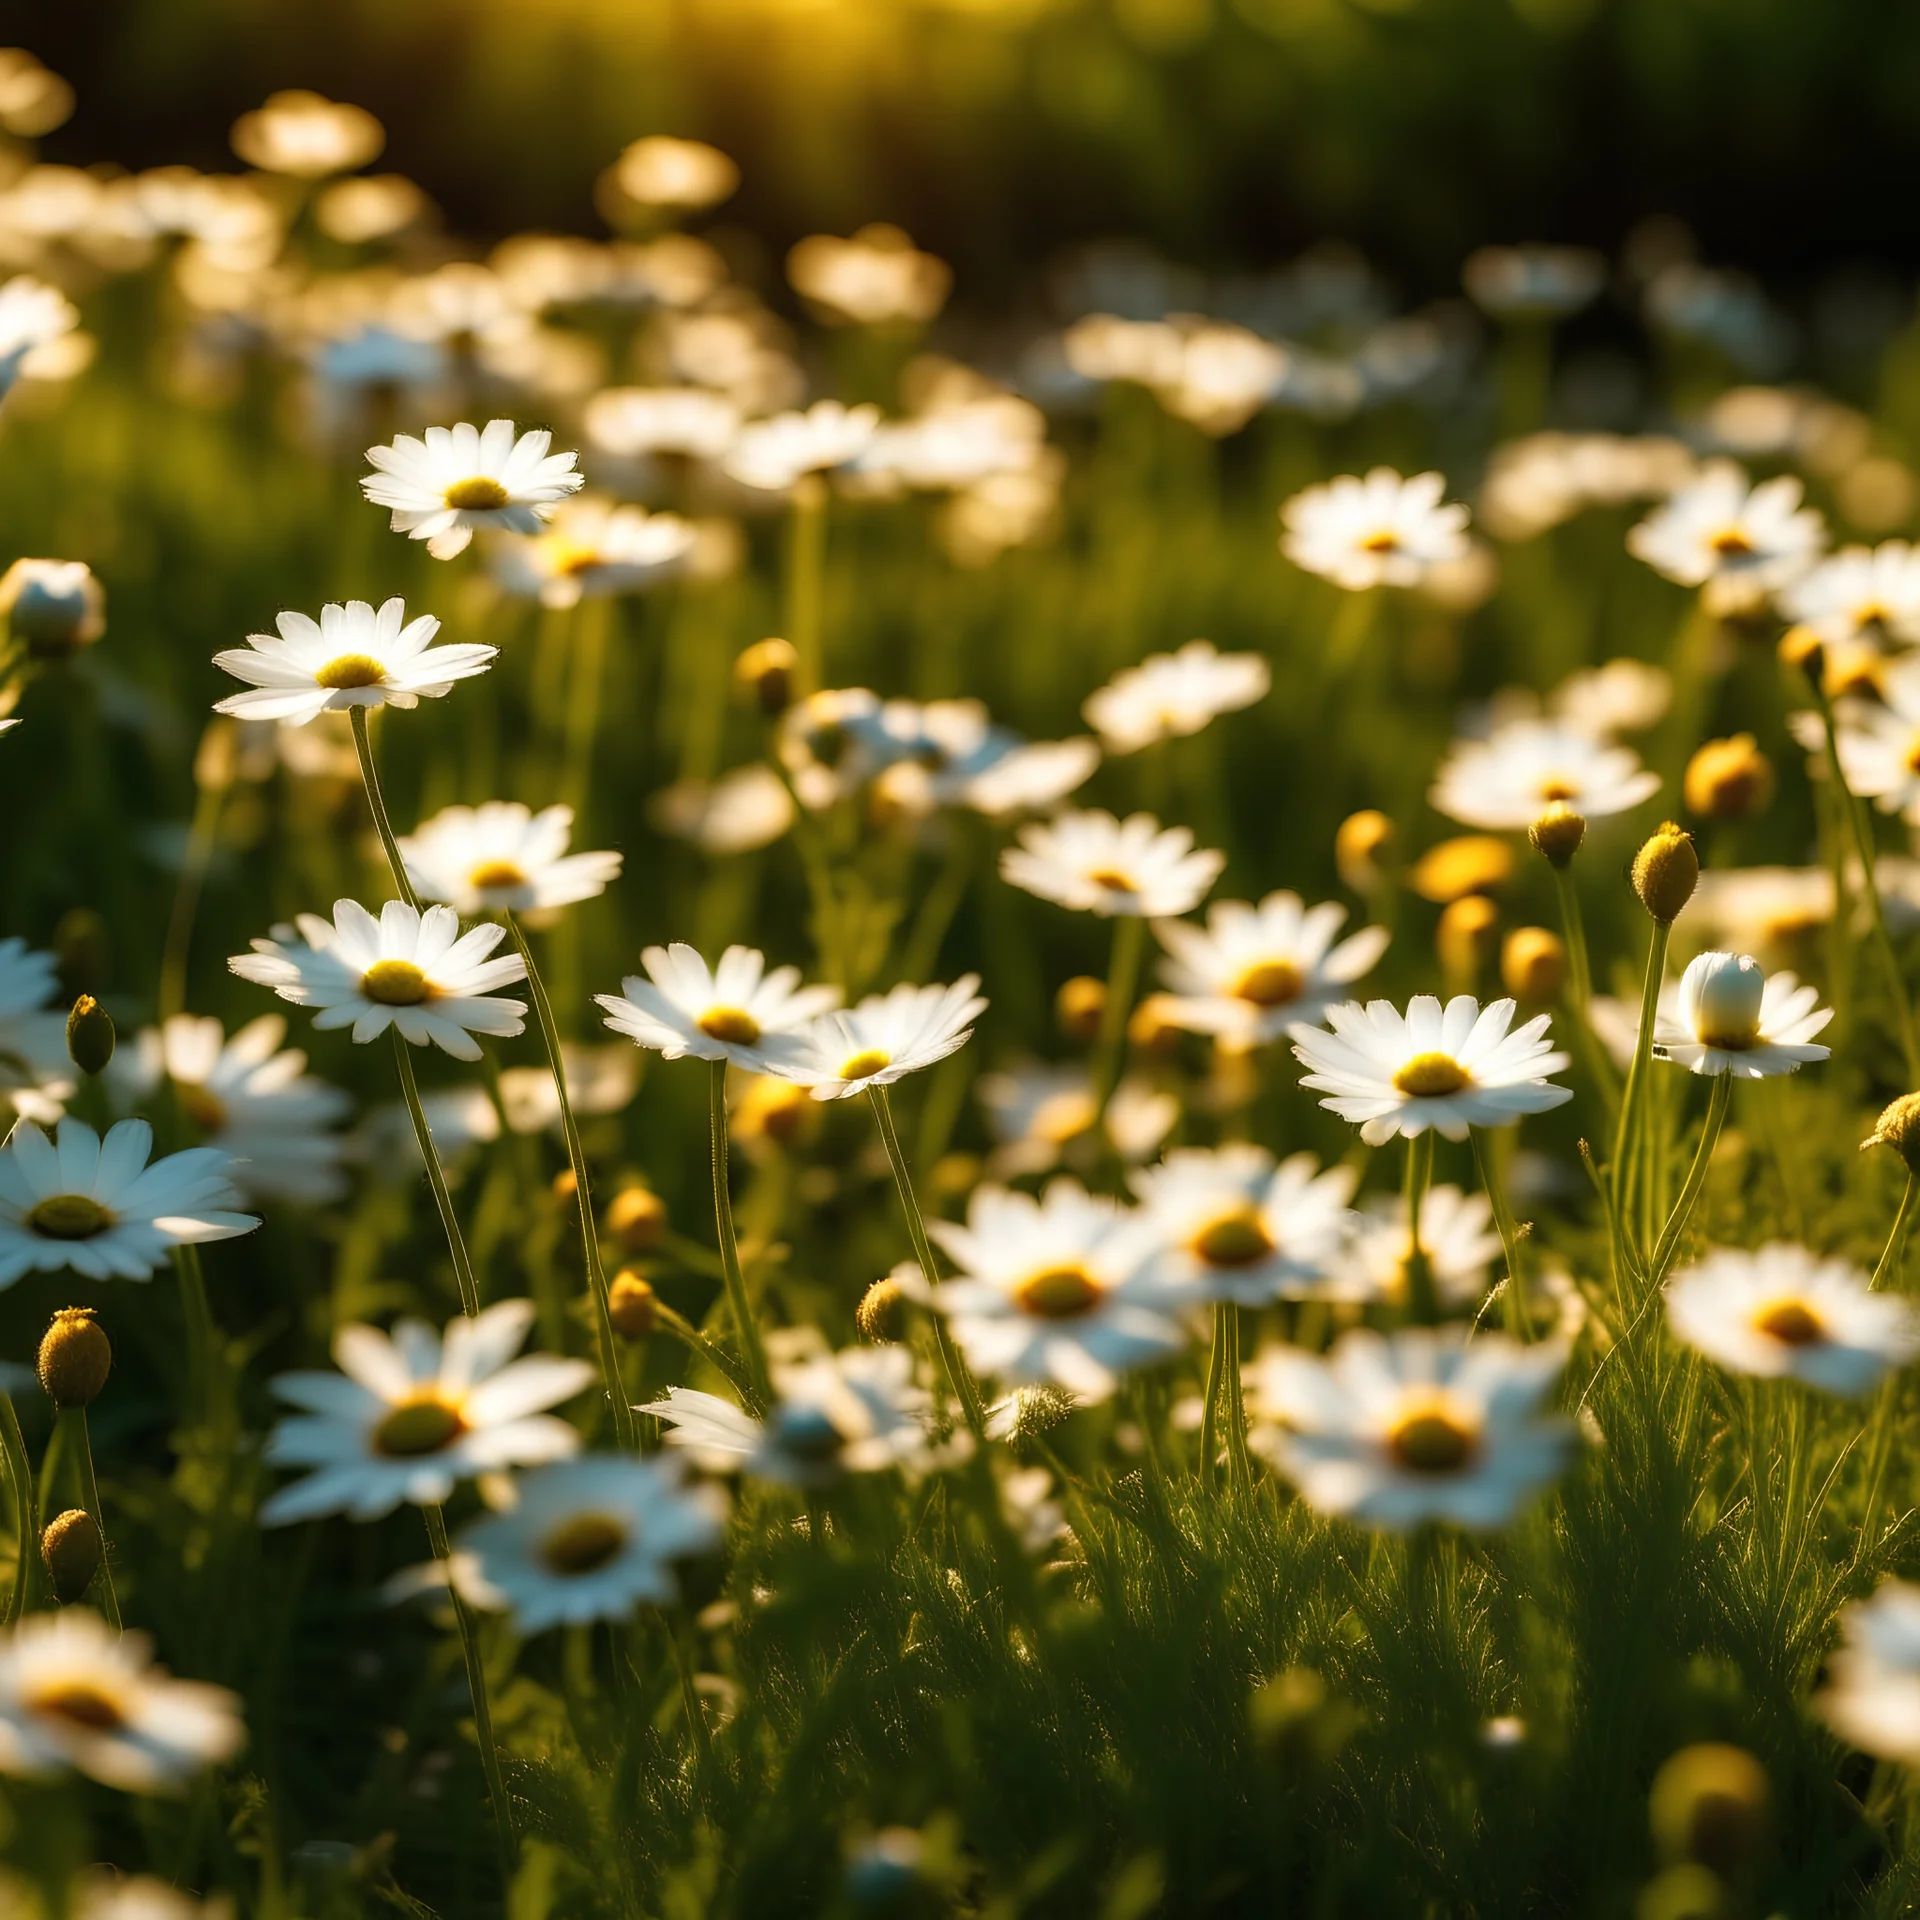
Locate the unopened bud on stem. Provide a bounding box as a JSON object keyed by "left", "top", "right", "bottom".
{"left": 607, "top": 1270, "right": 657, "bottom": 1340}
{"left": 1863, "top": 1093, "right": 1920, "bottom": 1176}
{"left": 38, "top": 1307, "right": 111, "bottom": 1409}
{"left": 733, "top": 638, "right": 798, "bottom": 715}
{"left": 1632, "top": 822, "right": 1698, "bottom": 924}
{"left": 66, "top": 995, "right": 114, "bottom": 1076}
{"left": 41, "top": 1509, "right": 104, "bottom": 1605}
{"left": 1528, "top": 802, "right": 1587, "bottom": 869}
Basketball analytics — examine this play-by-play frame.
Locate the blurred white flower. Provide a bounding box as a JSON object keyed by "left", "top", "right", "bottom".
{"left": 496, "top": 1046, "right": 640, "bottom": 1135}
{"left": 0, "top": 935, "right": 74, "bottom": 1125}
{"left": 361, "top": 419, "right": 584, "bottom": 560}
{"left": 608, "top": 136, "right": 739, "bottom": 213}
{"left": 977, "top": 1063, "right": 1174, "bottom": 1177}
{"left": 1778, "top": 541, "right": 1920, "bottom": 650}
{"left": 0, "top": 275, "right": 78, "bottom": 398}
{"left": 788, "top": 224, "right": 950, "bottom": 327}
{"left": 596, "top": 942, "right": 838, "bottom": 1073}
{"left": 1627, "top": 460, "right": 1824, "bottom": 592}
{"left": 1430, "top": 721, "right": 1660, "bottom": 830}
{"left": 1820, "top": 1580, "right": 1920, "bottom": 1764}
{"left": 1281, "top": 469, "right": 1471, "bottom": 591}
{"left": 584, "top": 384, "right": 742, "bottom": 463}
{"left": 1546, "top": 658, "right": 1673, "bottom": 736}
{"left": 1685, "top": 867, "right": 1834, "bottom": 958}
{"left": 1327, "top": 1184, "right": 1503, "bottom": 1310}
{"left": 489, "top": 496, "right": 696, "bottom": 608}
{"left": 230, "top": 90, "right": 382, "bottom": 178}
{"left": 1828, "top": 657, "right": 1920, "bottom": 823}
{"left": 400, "top": 801, "right": 623, "bottom": 916}
{"left": 866, "top": 699, "right": 1098, "bottom": 820}
{"left": 779, "top": 977, "right": 986, "bottom": 1101}
{"left": 1083, "top": 641, "right": 1270, "bottom": 755}
{"left": 1654, "top": 951, "right": 1831, "bottom": 1078}
{"left": 647, "top": 765, "right": 797, "bottom": 852}
{"left": 1478, "top": 432, "right": 1697, "bottom": 543}
{"left": 723, "top": 401, "right": 882, "bottom": 494}
{"left": 777, "top": 687, "right": 898, "bottom": 809}
{"left": 1463, "top": 244, "right": 1604, "bottom": 320}
{"left": 1002, "top": 809, "right": 1224, "bottom": 919}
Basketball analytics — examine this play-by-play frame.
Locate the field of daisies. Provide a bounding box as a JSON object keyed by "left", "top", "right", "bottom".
{"left": 15, "top": 40, "right": 1920, "bottom": 1920}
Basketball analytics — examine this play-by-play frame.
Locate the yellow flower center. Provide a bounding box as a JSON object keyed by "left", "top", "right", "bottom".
{"left": 27, "top": 1194, "right": 112, "bottom": 1240}
{"left": 176, "top": 1081, "right": 228, "bottom": 1133}
{"left": 539, "top": 1512, "right": 628, "bottom": 1577}
{"left": 372, "top": 1396, "right": 467, "bottom": 1457}
{"left": 1385, "top": 1398, "right": 1480, "bottom": 1475}
{"left": 1393, "top": 1052, "right": 1470, "bottom": 1098}
{"left": 29, "top": 1681, "right": 126, "bottom": 1733}
{"left": 315, "top": 653, "right": 388, "bottom": 690}
{"left": 1707, "top": 526, "right": 1754, "bottom": 557}
{"left": 838, "top": 1048, "right": 892, "bottom": 1081}
{"left": 1012, "top": 1262, "right": 1105, "bottom": 1320}
{"left": 1753, "top": 1298, "right": 1824, "bottom": 1347}
{"left": 1855, "top": 601, "right": 1892, "bottom": 637}
{"left": 1357, "top": 528, "right": 1401, "bottom": 554}
{"left": 546, "top": 540, "right": 605, "bottom": 578}
{"left": 362, "top": 959, "right": 430, "bottom": 1006}
{"left": 697, "top": 1005, "right": 763, "bottom": 1046}
{"left": 467, "top": 859, "right": 530, "bottom": 893}
{"left": 1536, "top": 776, "right": 1579, "bottom": 803}
{"left": 1085, "top": 867, "right": 1138, "bottom": 894}
{"left": 1232, "top": 958, "right": 1304, "bottom": 1008}
{"left": 1031, "top": 1090, "right": 1097, "bottom": 1144}
{"left": 1903, "top": 732, "right": 1920, "bottom": 778}
{"left": 443, "top": 475, "right": 511, "bottom": 511}
{"left": 1191, "top": 1206, "right": 1275, "bottom": 1268}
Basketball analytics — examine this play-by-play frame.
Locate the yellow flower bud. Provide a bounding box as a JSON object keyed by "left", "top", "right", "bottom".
{"left": 1632, "top": 822, "right": 1698, "bottom": 924}
{"left": 1335, "top": 809, "right": 1394, "bottom": 894}
{"left": 1127, "top": 993, "right": 1187, "bottom": 1057}
{"left": 1437, "top": 895, "right": 1500, "bottom": 985}
{"left": 733, "top": 637, "right": 798, "bottom": 715}
{"left": 1862, "top": 1093, "right": 1920, "bottom": 1176}
{"left": 38, "top": 1307, "right": 111, "bottom": 1409}
{"left": 65, "top": 995, "right": 114, "bottom": 1076}
{"left": 1055, "top": 975, "right": 1107, "bottom": 1044}
{"left": 1777, "top": 624, "right": 1824, "bottom": 675}
{"left": 605, "top": 1184, "right": 667, "bottom": 1255}
{"left": 1527, "top": 802, "right": 1587, "bottom": 869}
{"left": 1683, "top": 735, "right": 1773, "bottom": 820}
{"left": 40, "top": 1509, "right": 104, "bottom": 1606}
{"left": 856, "top": 1274, "right": 907, "bottom": 1342}
{"left": 1501, "top": 927, "right": 1566, "bottom": 1002}
{"left": 1410, "top": 835, "right": 1514, "bottom": 904}
{"left": 1649, "top": 1743, "right": 1771, "bottom": 1876}
{"left": 607, "top": 1270, "right": 658, "bottom": 1340}
{"left": 733, "top": 1074, "right": 817, "bottom": 1149}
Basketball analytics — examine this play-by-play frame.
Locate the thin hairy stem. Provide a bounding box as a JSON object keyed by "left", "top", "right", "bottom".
{"left": 1, "top": 1394, "right": 35, "bottom": 1624}
{"left": 1610, "top": 918, "right": 1671, "bottom": 1261}
{"left": 1472, "top": 1127, "right": 1531, "bottom": 1339}
{"left": 1872, "top": 1173, "right": 1920, "bottom": 1292}
{"left": 1403, "top": 1130, "right": 1438, "bottom": 1325}
{"left": 1644, "top": 1072, "right": 1734, "bottom": 1294}
{"left": 391, "top": 1028, "right": 481, "bottom": 1317}
{"left": 349, "top": 704, "right": 421, "bottom": 911}
{"left": 711, "top": 1060, "right": 772, "bottom": 1410}
{"left": 1090, "top": 914, "right": 1146, "bottom": 1119}
{"left": 65, "top": 1408, "right": 120, "bottom": 1630}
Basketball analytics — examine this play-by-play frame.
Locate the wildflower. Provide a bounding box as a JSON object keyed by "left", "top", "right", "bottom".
{"left": 1631, "top": 822, "right": 1700, "bottom": 924}
{"left": 1501, "top": 928, "right": 1566, "bottom": 1001}
{"left": 1410, "top": 835, "right": 1513, "bottom": 902}
{"left": 585, "top": 385, "right": 742, "bottom": 464}
{"left": 607, "top": 135, "right": 739, "bottom": 213}
{"left": 1777, "top": 541, "right": 1920, "bottom": 650}
{"left": 229, "top": 90, "right": 382, "bottom": 177}
{"left": 915, "top": 1179, "right": 1185, "bottom": 1400}
{"left": 1548, "top": 658, "right": 1674, "bottom": 736}
{"left": 1430, "top": 721, "right": 1659, "bottom": 830}
{"left": 1654, "top": 951, "right": 1831, "bottom": 1077}
{"left": 1246, "top": 1327, "right": 1574, "bottom": 1529}
{"left": 360, "top": 420, "right": 584, "bottom": 560}
{"left": 1665, "top": 1244, "right": 1916, "bottom": 1393}
{"left": 1462, "top": 244, "right": 1605, "bottom": 320}
{"left": 607, "top": 1271, "right": 658, "bottom": 1339}
{"left": 0, "top": 558, "right": 104, "bottom": 655}
{"left": 40, "top": 1509, "right": 104, "bottom": 1606}
{"left": 648, "top": 765, "right": 797, "bottom": 853}
{"left": 723, "top": 401, "right": 882, "bottom": 494}
{"left": 1151, "top": 892, "right": 1389, "bottom": 1045}
{"left": 787, "top": 224, "right": 951, "bottom": 327}
{"left": 1819, "top": 1580, "right": 1920, "bottom": 1765}
{"left": 777, "top": 687, "right": 898, "bottom": 809}
{"left": 0, "top": 1611, "right": 243, "bottom": 1791}
{"left": 1864, "top": 1094, "right": 1920, "bottom": 1176}
{"left": 448, "top": 1456, "right": 727, "bottom": 1632}
{"left": 865, "top": 700, "right": 1098, "bottom": 820}
{"left": 595, "top": 943, "right": 839, "bottom": 1074}
{"left": 314, "top": 172, "right": 430, "bottom": 243}
{"left": 0, "top": 1118, "right": 257, "bottom": 1288}
{"left": 1648, "top": 1746, "right": 1772, "bottom": 1876}
{"left": 65, "top": 997, "right": 113, "bottom": 1077}
{"left": 1683, "top": 735, "right": 1773, "bottom": 818}
{"left": 1327, "top": 1185, "right": 1503, "bottom": 1309}
{"left": 399, "top": 801, "right": 622, "bottom": 916}
{"left": 1002, "top": 809, "right": 1224, "bottom": 918}
{"left": 1627, "top": 460, "right": 1824, "bottom": 593}
{"left": 1280, "top": 468, "right": 1471, "bottom": 591}
{"left": 260, "top": 1299, "right": 593, "bottom": 1523}
{"left": 1082, "top": 641, "right": 1271, "bottom": 755}
{"left": 1824, "top": 657, "right": 1920, "bottom": 823}
{"left": 1335, "top": 810, "right": 1394, "bottom": 892}
{"left": 1437, "top": 896, "right": 1500, "bottom": 984}
{"left": 1131, "top": 1145, "right": 1356, "bottom": 1305}
{"left": 212, "top": 598, "right": 494, "bottom": 726}
{"left": 976, "top": 1063, "right": 1175, "bottom": 1176}
{"left": 0, "top": 936, "right": 73, "bottom": 1123}
{"left": 0, "top": 275, "right": 78, "bottom": 398}
{"left": 489, "top": 497, "right": 696, "bottom": 608}
{"left": 1291, "top": 994, "right": 1572, "bottom": 1146}
{"left": 778, "top": 977, "right": 985, "bottom": 1101}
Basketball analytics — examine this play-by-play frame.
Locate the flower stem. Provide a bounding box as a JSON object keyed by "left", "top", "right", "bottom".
{"left": 63, "top": 1408, "right": 120, "bottom": 1630}
{"left": 785, "top": 474, "right": 829, "bottom": 694}
{"left": 868, "top": 1084, "right": 987, "bottom": 1439}
{"left": 1090, "top": 914, "right": 1146, "bottom": 1119}
{"left": 1471, "top": 1127, "right": 1531, "bottom": 1339}
{"left": 508, "top": 913, "right": 635, "bottom": 1449}
{"left": 1872, "top": 1172, "right": 1920, "bottom": 1292}
{"left": 560, "top": 596, "right": 612, "bottom": 822}
{"left": 1549, "top": 864, "right": 1618, "bottom": 1113}
{"left": 156, "top": 737, "right": 231, "bottom": 1024}
{"left": 1, "top": 1393, "right": 35, "bottom": 1623}
{"left": 1199, "top": 1303, "right": 1227, "bottom": 1493}
{"left": 391, "top": 1028, "right": 481, "bottom": 1317}
{"left": 423, "top": 1502, "right": 515, "bottom": 1884}
{"left": 1222, "top": 1302, "right": 1252, "bottom": 1494}
{"left": 1326, "top": 588, "right": 1378, "bottom": 673}
{"left": 349, "top": 704, "right": 421, "bottom": 911}
{"left": 1403, "top": 1130, "right": 1438, "bottom": 1325}
{"left": 1643, "top": 1072, "right": 1733, "bottom": 1293}
{"left": 1610, "top": 918, "right": 1671, "bottom": 1262}
{"left": 710, "top": 1061, "right": 772, "bottom": 1411}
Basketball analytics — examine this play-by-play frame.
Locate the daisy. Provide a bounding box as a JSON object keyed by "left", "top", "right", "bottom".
{"left": 488, "top": 497, "right": 696, "bottom": 609}
{"left": 595, "top": 943, "right": 839, "bottom": 1074}
{"left": 1828, "top": 657, "right": 1920, "bottom": 822}
{"left": 977, "top": 1063, "right": 1176, "bottom": 1177}
{"left": 448, "top": 1456, "right": 727, "bottom": 1632}
{"left": 0, "top": 275, "right": 78, "bottom": 398}
{"left": 360, "top": 420, "right": 584, "bottom": 560}
{"left": 584, "top": 385, "right": 742, "bottom": 463}
{"left": 1082, "top": 641, "right": 1271, "bottom": 755}
{"left": 229, "top": 899, "right": 528, "bottom": 1062}
{"left": 211, "top": 598, "right": 495, "bottom": 727}
{"left": 0, "top": 934, "right": 74, "bottom": 1125}
{"left": 399, "top": 801, "right": 622, "bottom": 917}
{"left": 229, "top": 89, "right": 382, "bottom": 177}
{"left": 1686, "top": 867, "right": 1834, "bottom": 958}
{"left": 722, "top": 401, "right": 882, "bottom": 494}
{"left": 259, "top": 1298, "right": 594, "bottom": 1524}
{"left": 864, "top": 700, "right": 1098, "bottom": 820}
{"left": 776, "top": 976, "right": 985, "bottom": 1101}
{"left": 0, "top": 1610, "right": 244, "bottom": 1793}
{"left": 0, "top": 1117, "right": 258, "bottom": 1287}
{"left": 1778, "top": 542, "right": 1920, "bottom": 650}
{"left": 1462, "top": 245, "right": 1605, "bottom": 320}
{"left": 1546, "top": 658, "right": 1673, "bottom": 737}
{"left": 777, "top": 688, "right": 902, "bottom": 810}
{"left": 1653, "top": 951, "right": 1832, "bottom": 1078}
{"left": 496, "top": 1046, "right": 640, "bottom": 1135}
{"left": 1291, "top": 995, "right": 1573, "bottom": 1146}
{"left": 1280, "top": 469, "right": 1471, "bottom": 592}
{"left": 788, "top": 223, "right": 951, "bottom": 328}
{"left": 1430, "top": 721, "right": 1660, "bottom": 830}
{"left": 915, "top": 1178, "right": 1187, "bottom": 1400}
{"left": 1819, "top": 1581, "right": 1920, "bottom": 1766}
{"left": 647, "top": 765, "right": 797, "bottom": 853}
{"left": 0, "top": 557, "right": 106, "bottom": 655}
{"left": 608, "top": 134, "right": 739, "bottom": 212}
{"left": 1001, "top": 810, "right": 1224, "bottom": 919}
{"left": 1151, "top": 892, "right": 1390, "bottom": 1044}
{"left": 1627, "top": 460, "right": 1824, "bottom": 593}
{"left": 112, "top": 1014, "right": 352, "bottom": 1206}
{"left": 1665, "top": 1244, "right": 1917, "bottom": 1394}
{"left": 1247, "top": 1328, "right": 1574, "bottom": 1531}
{"left": 1327, "top": 1184, "right": 1504, "bottom": 1310}
{"left": 1130, "top": 1145, "right": 1356, "bottom": 1306}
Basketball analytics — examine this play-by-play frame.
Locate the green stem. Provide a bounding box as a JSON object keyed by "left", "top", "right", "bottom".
{"left": 509, "top": 914, "right": 635, "bottom": 1449}
{"left": 1326, "top": 588, "right": 1378, "bottom": 673}
{"left": 1222, "top": 1303, "right": 1252, "bottom": 1494}
{"left": 1199, "top": 1303, "right": 1228, "bottom": 1494}
{"left": 64, "top": 1408, "right": 120, "bottom": 1630}
{"left": 1403, "top": 1131, "right": 1438, "bottom": 1324}
{"left": 710, "top": 1060, "right": 772, "bottom": 1411}
{"left": 156, "top": 758, "right": 229, "bottom": 1024}
{"left": 1643, "top": 1072, "right": 1734, "bottom": 1294}
{"left": 560, "top": 596, "right": 612, "bottom": 822}
{"left": 1471, "top": 1128, "right": 1531, "bottom": 1339}
{"left": 868, "top": 1084, "right": 986, "bottom": 1439}
{"left": 671, "top": 1617, "right": 713, "bottom": 1770}
{"left": 349, "top": 705, "right": 421, "bottom": 911}
{"left": 1090, "top": 914, "right": 1146, "bottom": 1119}
{"left": 1549, "top": 864, "right": 1618, "bottom": 1113}
{"left": 654, "top": 1302, "right": 756, "bottom": 1404}
{"left": 1610, "top": 918, "right": 1671, "bottom": 1262}
{"left": 1, "top": 1393, "right": 35, "bottom": 1623}
{"left": 391, "top": 1028, "right": 481, "bottom": 1317}
{"left": 1872, "top": 1173, "right": 1920, "bottom": 1292}
{"left": 785, "top": 475, "right": 829, "bottom": 694}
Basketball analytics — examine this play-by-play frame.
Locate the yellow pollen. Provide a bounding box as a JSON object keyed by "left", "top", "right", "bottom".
{"left": 839, "top": 1048, "right": 892, "bottom": 1081}
{"left": 30, "top": 1682, "right": 126, "bottom": 1733}
{"left": 1385, "top": 1398, "right": 1480, "bottom": 1475}
{"left": 372, "top": 1396, "right": 467, "bottom": 1458}
{"left": 1191, "top": 1207, "right": 1275, "bottom": 1268}
{"left": 1536, "top": 777, "right": 1579, "bottom": 803}
{"left": 27, "top": 1194, "right": 111, "bottom": 1240}
{"left": 540, "top": 1512, "right": 628, "bottom": 1577}
{"left": 1086, "top": 867, "right": 1138, "bottom": 893}
{"left": 1012, "top": 1262, "right": 1104, "bottom": 1319}
{"left": 176, "top": 1082, "right": 228, "bottom": 1134}
{"left": 467, "top": 859, "right": 529, "bottom": 893}
{"left": 1706, "top": 526, "right": 1754, "bottom": 557}
{"left": 1855, "top": 601, "right": 1893, "bottom": 635}
{"left": 443, "top": 475, "right": 511, "bottom": 511}
{"left": 314, "top": 653, "right": 387, "bottom": 690}
{"left": 1357, "top": 529, "right": 1401, "bottom": 554}
{"left": 1232, "top": 958, "right": 1304, "bottom": 1008}
{"left": 1393, "top": 1052, "right": 1470, "bottom": 1098}
{"left": 1754, "top": 1298, "right": 1824, "bottom": 1347}
{"left": 697, "top": 1005, "right": 763, "bottom": 1046}
{"left": 362, "top": 959, "right": 430, "bottom": 1006}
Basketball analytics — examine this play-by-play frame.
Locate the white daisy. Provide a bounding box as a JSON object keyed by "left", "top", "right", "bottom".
{"left": 0, "top": 935, "right": 74, "bottom": 1125}
{"left": 1666, "top": 1243, "right": 1918, "bottom": 1394}
{"left": 776, "top": 976, "right": 985, "bottom": 1101}
{"left": 1130, "top": 1145, "right": 1356, "bottom": 1306}
{"left": 1001, "top": 810, "right": 1224, "bottom": 919}
{"left": 496, "top": 1046, "right": 640, "bottom": 1135}
{"left": 595, "top": 943, "right": 839, "bottom": 1074}
{"left": 1291, "top": 995, "right": 1573, "bottom": 1146}
{"left": 0, "top": 1118, "right": 258, "bottom": 1288}
{"left": 230, "top": 89, "right": 382, "bottom": 177}
{"left": 360, "top": 419, "right": 584, "bottom": 560}
{"left": 1627, "top": 460, "right": 1825, "bottom": 592}
{"left": 647, "top": 765, "right": 798, "bottom": 853}
{"left": 1819, "top": 1581, "right": 1920, "bottom": 1765}
{"left": 1151, "top": 892, "right": 1390, "bottom": 1045}
{"left": 448, "top": 1455, "right": 727, "bottom": 1632}
{"left": 111, "top": 1014, "right": 352, "bottom": 1206}
{"left": 1546, "top": 658, "right": 1673, "bottom": 737}
{"left": 1430, "top": 721, "right": 1661, "bottom": 830}
{"left": 917, "top": 1178, "right": 1186, "bottom": 1400}
{"left": 864, "top": 699, "right": 1098, "bottom": 820}
{"left": 0, "top": 1610, "right": 244, "bottom": 1793}
{"left": 1685, "top": 867, "right": 1835, "bottom": 958}
{"left": 1652, "top": 951, "right": 1832, "bottom": 1078}
{"left": 1326, "top": 1183, "right": 1504, "bottom": 1309}
{"left": 0, "top": 275, "right": 78, "bottom": 398}
{"left": 1247, "top": 1328, "right": 1574, "bottom": 1531}
{"left": 260, "top": 1298, "right": 594, "bottom": 1524}
{"left": 399, "top": 801, "right": 622, "bottom": 917}
{"left": 1082, "top": 641, "right": 1271, "bottom": 755}
{"left": 1778, "top": 542, "right": 1920, "bottom": 650}
{"left": 777, "top": 688, "right": 902, "bottom": 810}
{"left": 211, "top": 597, "right": 495, "bottom": 727}
{"left": 976, "top": 1063, "right": 1176, "bottom": 1177}
{"left": 722, "top": 401, "right": 882, "bottom": 494}
{"left": 488, "top": 496, "right": 696, "bottom": 609}
{"left": 1280, "top": 468, "right": 1471, "bottom": 592}
{"left": 229, "top": 899, "right": 528, "bottom": 1062}
{"left": 584, "top": 385, "right": 742, "bottom": 463}
{"left": 1828, "top": 657, "right": 1920, "bottom": 823}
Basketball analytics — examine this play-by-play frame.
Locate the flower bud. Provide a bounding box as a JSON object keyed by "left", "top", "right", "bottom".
{"left": 1684, "top": 735, "right": 1773, "bottom": 820}
{"left": 65, "top": 995, "right": 114, "bottom": 1076}
{"left": 38, "top": 1307, "right": 111, "bottom": 1409}
{"left": 605, "top": 1184, "right": 667, "bottom": 1255}
{"left": 0, "top": 558, "right": 105, "bottom": 658}
{"left": 1410, "top": 835, "right": 1513, "bottom": 904}
{"left": 1501, "top": 927, "right": 1566, "bottom": 1002}
{"left": 1055, "top": 975, "right": 1106, "bottom": 1045}
{"left": 1862, "top": 1093, "right": 1920, "bottom": 1174}
{"left": 1437, "top": 895, "right": 1499, "bottom": 985}
{"left": 1632, "top": 822, "right": 1698, "bottom": 924}
{"left": 1528, "top": 802, "right": 1587, "bottom": 869}
{"left": 856, "top": 1274, "right": 907, "bottom": 1342}
{"left": 1777, "top": 624, "right": 1824, "bottom": 675}
{"left": 1677, "top": 950, "right": 1764, "bottom": 1050}
{"left": 1649, "top": 1742, "right": 1771, "bottom": 1876}
{"left": 733, "top": 637, "right": 798, "bottom": 715}
{"left": 1127, "top": 993, "right": 1187, "bottom": 1058}
{"left": 1335, "top": 809, "right": 1394, "bottom": 894}
{"left": 733, "top": 1074, "right": 816, "bottom": 1149}
{"left": 40, "top": 1508, "right": 104, "bottom": 1606}
{"left": 999, "top": 1383, "right": 1076, "bottom": 1445}
{"left": 550, "top": 1167, "right": 578, "bottom": 1205}
{"left": 607, "top": 1269, "right": 657, "bottom": 1340}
